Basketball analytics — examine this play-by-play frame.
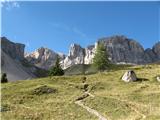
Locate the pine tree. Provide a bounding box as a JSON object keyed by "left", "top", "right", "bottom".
{"left": 1, "top": 73, "right": 8, "bottom": 83}
{"left": 49, "top": 56, "right": 64, "bottom": 76}
{"left": 93, "top": 42, "right": 110, "bottom": 71}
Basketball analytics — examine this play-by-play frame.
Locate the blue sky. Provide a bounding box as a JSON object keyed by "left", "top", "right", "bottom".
{"left": 1, "top": 1, "right": 160, "bottom": 54}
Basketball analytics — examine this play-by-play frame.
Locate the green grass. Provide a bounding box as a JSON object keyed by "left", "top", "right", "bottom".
{"left": 1, "top": 64, "right": 160, "bottom": 120}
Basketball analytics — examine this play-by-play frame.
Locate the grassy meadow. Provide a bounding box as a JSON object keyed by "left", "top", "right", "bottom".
{"left": 1, "top": 64, "right": 160, "bottom": 120}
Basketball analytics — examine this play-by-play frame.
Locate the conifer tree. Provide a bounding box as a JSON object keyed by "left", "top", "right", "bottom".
{"left": 93, "top": 42, "right": 110, "bottom": 71}
{"left": 49, "top": 56, "right": 64, "bottom": 76}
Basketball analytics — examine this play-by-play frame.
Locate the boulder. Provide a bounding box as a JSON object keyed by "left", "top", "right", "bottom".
{"left": 122, "top": 70, "right": 137, "bottom": 82}
{"left": 156, "top": 76, "right": 160, "bottom": 82}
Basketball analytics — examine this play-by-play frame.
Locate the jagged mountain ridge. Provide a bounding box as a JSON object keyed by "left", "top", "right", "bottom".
{"left": 25, "top": 47, "right": 65, "bottom": 70}
{"left": 2, "top": 35, "right": 159, "bottom": 81}
{"left": 25, "top": 35, "right": 160, "bottom": 70}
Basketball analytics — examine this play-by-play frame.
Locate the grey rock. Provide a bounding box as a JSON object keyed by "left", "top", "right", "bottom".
{"left": 122, "top": 70, "right": 137, "bottom": 82}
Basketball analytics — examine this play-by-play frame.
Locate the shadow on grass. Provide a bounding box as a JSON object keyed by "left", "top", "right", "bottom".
{"left": 135, "top": 78, "right": 149, "bottom": 82}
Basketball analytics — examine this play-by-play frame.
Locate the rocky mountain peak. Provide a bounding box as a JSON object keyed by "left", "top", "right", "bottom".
{"left": 1, "top": 37, "right": 25, "bottom": 60}
{"left": 25, "top": 47, "right": 65, "bottom": 70}
{"left": 69, "top": 44, "right": 84, "bottom": 57}
{"left": 61, "top": 44, "right": 85, "bottom": 69}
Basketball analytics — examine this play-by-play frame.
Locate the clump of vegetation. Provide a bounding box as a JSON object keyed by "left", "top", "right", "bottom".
{"left": 49, "top": 56, "right": 64, "bottom": 76}
{"left": 93, "top": 42, "right": 110, "bottom": 71}
{"left": 32, "top": 85, "right": 57, "bottom": 95}
{"left": 1, "top": 73, "right": 8, "bottom": 83}
{"left": 0, "top": 104, "right": 10, "bottom": 112}
{"left": 75, "top": 83, "right": 89, "bottom": 91}
{"left": 81, "top": 76, "right": 87, "bottom": 83}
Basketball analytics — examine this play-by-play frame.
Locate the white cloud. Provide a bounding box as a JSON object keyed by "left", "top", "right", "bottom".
{"left": 50, "top": 23, "right": 71, "bottom": 32}
{"left": 50, "top": 22, "right": 88, "bottom": 39}
{"left": 72, "top": 27, "right": 87, "bottom": 38}
{"left": 1, "top": 0, "right": 20, "bottom": 10}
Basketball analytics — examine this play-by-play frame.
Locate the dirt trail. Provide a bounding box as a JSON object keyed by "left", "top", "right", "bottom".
{"left": 75, "top": 92, "right": 107, "bottom": 120}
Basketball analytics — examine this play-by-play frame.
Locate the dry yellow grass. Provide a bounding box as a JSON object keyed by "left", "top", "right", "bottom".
{"left": 1, "top": 64, "right": 160, "bottom": 120}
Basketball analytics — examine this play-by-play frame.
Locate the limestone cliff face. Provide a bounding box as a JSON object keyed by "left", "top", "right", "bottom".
{"left": 23, "top": 35, "right": 160, "bottom": 70}
{"left": 61, "top": 44, "right": 85, "bottom": 69}
{"left": 84, "top": 45, "right": 95, "bottom": 64}
{"left": 61, "top": 36, "right": 160, "bottom": 69}
{"left": 1, "top": 37, "right": 25, "bottom": 60}
{"left": 100, "top": 35, "right": 145, "bottom": 64}
{"left": 25, "top": 47, "right": 65, "bottom": 70}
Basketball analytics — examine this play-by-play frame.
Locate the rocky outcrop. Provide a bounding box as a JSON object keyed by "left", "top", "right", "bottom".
{"left": 61, "top": 44, "right": 85, "bottom": 69}
{"left": 25, "top": 47, "right": 65, "bottom": 70}
{"left": 1, "top": 37, "right": 25, "bottom": 60}
{"left": 84, "top": 45, "right": 95, "bottom": 64}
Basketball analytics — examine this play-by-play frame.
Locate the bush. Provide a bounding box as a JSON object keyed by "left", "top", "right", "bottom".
{"left": 49, "top": 56, "right": 64, "bottom": 76}
{"left": 1, "top": 73, "right": 8, "bottom": 83}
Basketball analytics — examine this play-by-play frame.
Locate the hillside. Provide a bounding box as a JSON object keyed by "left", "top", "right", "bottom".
{"left": 1, "top": 64, "right": 160, "bottom": 120}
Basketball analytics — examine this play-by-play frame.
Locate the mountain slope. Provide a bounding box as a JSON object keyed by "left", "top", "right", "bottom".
{"left": 1, "top": 51, "right": 35, "bottom": 81}
{"left": 1, "top": 37, "right": 48, "bottom": 81}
